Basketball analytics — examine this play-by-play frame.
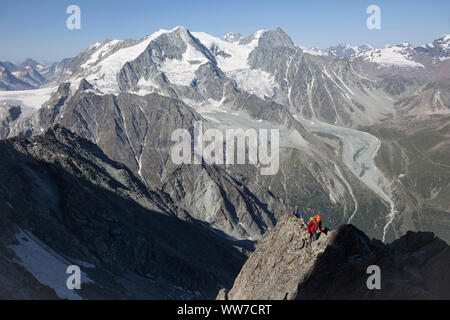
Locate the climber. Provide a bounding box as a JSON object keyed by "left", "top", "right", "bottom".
{"left": 292, "top": 205, "right": 303, "bottom": 218}
{"left": 307, "top": 214, "right": 323, "bottom": 245}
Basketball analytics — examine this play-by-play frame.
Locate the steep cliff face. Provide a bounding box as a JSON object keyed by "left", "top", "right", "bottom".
{"left": 222, "top": 214, "right": 450, "bottom": 300}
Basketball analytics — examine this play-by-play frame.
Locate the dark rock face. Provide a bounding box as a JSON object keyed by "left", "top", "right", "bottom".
{"left": 226, "top": 214, "right": 450, "bottom": 300}
{"left": 0, "top": 105, "right": 22, "bottom": 137}
{"left": 5, "top": 105, "right": 22, "bottom": 122}
{"left": 0, "top": 126, "right": 248, "bottom": 299}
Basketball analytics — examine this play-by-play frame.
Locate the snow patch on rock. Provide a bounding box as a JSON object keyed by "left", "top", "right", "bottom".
{"left": 9, "top": 230, "right": 95, "bottom": 300}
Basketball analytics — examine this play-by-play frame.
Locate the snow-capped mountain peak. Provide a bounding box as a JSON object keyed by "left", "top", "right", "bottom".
{"left": 193, "top": 29, "right": 264, "bottom": 71}
{"left": 416, "top": 34, "right": 450, "bottom": 61}
{"left": 420, "top": 34, "right": 450, "bottom": 48}
{"left": 436, "top": 34, "right": 450, "bottom": 50}
{"left": 301, "top": 40, "right": 425, "bottom": 68}
{"left": 299, "top": 46, "right": 326, "bottom": 56}
{"left": 58, "top": 26, "right": 277, "bottom": 97}
{"left": 358, "top": 44, "right": 373, "bottom": 51}
{"left": 354, "top": 42, "right": 423, "bottom": 68}
{"left": 64, "top": 26, "right": 208, "bottom": 93}
{"left": 327, "top": 43, "right": 359, "bottom": 57}
{"left": 223, "top": 32, "right": 243, "bottom": 43}
{"left": 397, "top": 42, "right": 413, "bottom": 48}
{"left": 20, "top": 58, "right": 43, "bottom": 69}
{"left": 300, "top": 42, "right": 372, "bottom": 58}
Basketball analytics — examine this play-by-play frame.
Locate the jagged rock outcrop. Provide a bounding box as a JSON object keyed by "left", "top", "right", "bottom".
{"left": 224, "top": 214, "right": 450, "bottom": 300}
{"left": 0, "top": 105, "right": 22, "bottom": 137}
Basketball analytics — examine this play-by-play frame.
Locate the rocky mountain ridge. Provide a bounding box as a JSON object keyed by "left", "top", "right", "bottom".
{"left": 221, "top": 214, "right": 450, "bottom": 300}
{"left": 0, "top": 125, "right": 249, "bottom": 299}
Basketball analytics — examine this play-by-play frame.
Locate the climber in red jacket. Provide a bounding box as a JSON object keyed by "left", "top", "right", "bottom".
{"left": 307, "top": 215, "right": 323, "bottom": 244}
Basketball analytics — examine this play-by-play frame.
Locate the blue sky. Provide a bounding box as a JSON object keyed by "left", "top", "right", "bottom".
{"left": 1, "top": 0, "right": 449, "bottom": 63}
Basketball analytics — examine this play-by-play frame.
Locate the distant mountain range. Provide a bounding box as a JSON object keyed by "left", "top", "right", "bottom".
{"left": 0, "top": 58, "right": 71, "bottom": 90}
{"left": 2, "top": 29, "right": 448, "bottom": 126}
{"left": 0, "top": 27, "right": 449, "bottom": 299}
{"left": 2, "top": 32, "right": 448, "bottom": 91}
{"left": 301, "top": 34, "right": 450, "bottom": 67}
